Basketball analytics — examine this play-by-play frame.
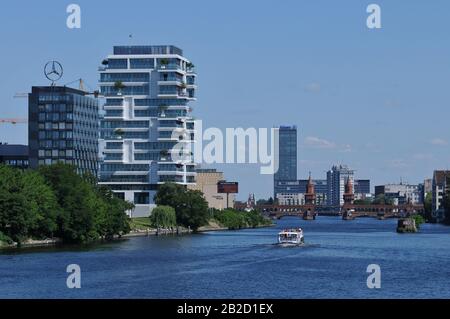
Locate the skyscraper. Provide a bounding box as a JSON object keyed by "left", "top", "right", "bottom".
{"left": 98, "top": 45, "right": 197, "bottom": 217}
{"left": 273, "top": 125, "right": 297, "bottom": 197}
{"left": 28, "top": 86, "right": 99, "bottom": 176}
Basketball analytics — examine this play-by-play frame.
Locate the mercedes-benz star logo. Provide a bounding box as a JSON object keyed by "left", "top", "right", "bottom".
{"left": 44, "top": 61, "right": 63, "bottom": 83}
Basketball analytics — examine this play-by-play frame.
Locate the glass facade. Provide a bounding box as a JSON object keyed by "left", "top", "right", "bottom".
{"left": 28, "top": 86, "right": 99, "bottom": 176}
{"left": 273, "top": 126, "right": 297, "bottom": 197}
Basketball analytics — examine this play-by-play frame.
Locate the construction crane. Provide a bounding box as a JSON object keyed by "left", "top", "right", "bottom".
{"left": 65, "top": 78, "right": 102, "bottom": 98}
{"left": 13, "top": 93, "right": 28, "bottom": 98}
{"left": 0, "top": 118, "right": 27, "bottom": 125}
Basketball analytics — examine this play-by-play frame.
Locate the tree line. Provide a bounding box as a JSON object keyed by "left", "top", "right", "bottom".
{"left": 152, "top": 183, "right": 272, "bottom": 231}
{"left": 0, "top": 164, "right": 132, "bottom": 246}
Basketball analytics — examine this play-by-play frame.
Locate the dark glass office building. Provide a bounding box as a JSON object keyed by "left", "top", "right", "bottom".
{"left": 273, "top": 125, "right": 297, "bottom": 196}
{"left": 0, "top": 144, "right": 29, "bottom": 169}
{"left": 354, "top": 179, "right": 370, "bottom": 195}
{"left": 28, "top": 86, "right": 99, "bottom": 175}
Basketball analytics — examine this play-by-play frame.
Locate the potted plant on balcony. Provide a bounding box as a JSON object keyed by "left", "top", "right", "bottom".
{"left": 101, "top": 59, "right": 109, "bottom": 66}
{"left": 114, "top": 128, "right": 125, "bottom": 139}
{"left": 160, "top": 149, "right": 169, "bottom": 161}
{"left": 180, "top": 82, "right": 187, "bottom": 89}
{"left": 159, "top": 58, "right": 169, "bottom": 69}
{"left": 114, "top": 81, "right": 126, "bottom": 96}
{"left": 186, "top": 62, "right": 194, "bottom": 71}
{"left": 158, "top": 104, "right": 168, "bottom": 117}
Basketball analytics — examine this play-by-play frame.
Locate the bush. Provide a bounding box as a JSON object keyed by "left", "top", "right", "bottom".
{"left": 413, "top": 214, "right": 425, "bottom": 229}
{"left": 213, "top": 209, "right": 270, "bottom": 230}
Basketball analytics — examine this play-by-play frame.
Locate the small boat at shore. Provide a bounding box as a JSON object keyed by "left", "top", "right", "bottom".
{"left": 277, "top": 228, "right": 304, "bottom": 246}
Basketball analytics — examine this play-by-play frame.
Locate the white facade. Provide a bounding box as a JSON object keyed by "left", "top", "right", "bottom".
{"left": 98, "top": 46, "right": 197, "bottom": 217}
{"left": 432, "top": 171, "right": 449, "bottom": 221}
{"left": 383, "top": 184, "right": 421, "bottom": 204}
{"left": 276, "top": 193, "right": 305, "bottom": 206}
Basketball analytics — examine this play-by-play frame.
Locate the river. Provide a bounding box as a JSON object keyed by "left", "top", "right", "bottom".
{"left": 1, "top": 216, "right": 449, "bottom": 298}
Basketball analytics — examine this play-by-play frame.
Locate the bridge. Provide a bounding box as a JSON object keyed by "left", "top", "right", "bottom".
{"left": 234, "top": 203, "right": 424, "bottom": 220}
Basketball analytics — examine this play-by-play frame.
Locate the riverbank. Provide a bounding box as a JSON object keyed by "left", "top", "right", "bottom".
{"left": 198, "top": 220, "right": 275, "bottom": 232}
{"left": 0, "top": 218, "right": 275, "bottom": 250}
{"left": 0, "top": 238, "right": 62, "bottom": 249}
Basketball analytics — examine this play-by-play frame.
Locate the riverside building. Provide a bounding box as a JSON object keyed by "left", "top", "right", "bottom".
{"left": 98, "top": 45, "right": 197, "bottom": 217}
{"left": 273, "top": 125, "right": 297, "bottom": 198}
{"left": 28, "top": 86, "right": 99, "bottom": 176}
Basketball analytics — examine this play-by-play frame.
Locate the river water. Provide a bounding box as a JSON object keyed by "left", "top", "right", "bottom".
{"left": 1, "top": 216, "right": 450, "bottom": 298}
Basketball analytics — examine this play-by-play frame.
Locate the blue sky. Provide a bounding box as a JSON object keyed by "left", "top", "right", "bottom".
{"left": 1, "top": 0, "right": 449, "bottom": 200}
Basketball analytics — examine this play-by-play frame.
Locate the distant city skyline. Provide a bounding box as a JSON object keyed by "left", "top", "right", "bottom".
{"left": 1, "top": 0, "right": 450, "bottom": 200}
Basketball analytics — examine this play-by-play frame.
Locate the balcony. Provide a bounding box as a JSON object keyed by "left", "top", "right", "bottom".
{"left": 157, "top": 64, "right": 184, "bottom": 73}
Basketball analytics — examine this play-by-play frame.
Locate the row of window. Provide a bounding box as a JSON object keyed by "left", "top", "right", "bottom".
{"left": 2, "top": 159, "right": 28, "bottom": 167}
{"left": 99, "top": 174, "right": 149, "bottom": 183}
{"left": 100, "top": 164, "right": 149, "bottom": 172}
{"left": 101, "top": 120, "right": 150, "bottom": 129}
{"left": 38, "top": 103, "right": 74, "bottom": 112}
{"left": 100, "top": 72, "right": 150, "bottom": 82}
{"left": 100, "top": 131, "right": 149, "bottom": 139}
{"left": 135, "top": 109, "right": 188, "bottom": 118}
{"left": 106, "top": 58, "right": 185, "bottom": 70}
{"left": 100, "top": 85, "right": 149, "bottom": 96}
{"left": 38, "top": 139, "right": 98, "bottom": 150}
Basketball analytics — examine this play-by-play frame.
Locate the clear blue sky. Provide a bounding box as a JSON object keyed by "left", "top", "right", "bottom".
{"left": 1, "top": 0, "right": 449, "bottom": 200}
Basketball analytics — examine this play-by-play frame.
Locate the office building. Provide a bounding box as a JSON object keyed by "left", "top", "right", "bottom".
{"left": 273, "top": 125, "right": 297, "bottom": 197}
{"left": 277, "top": 192, "right": 305, "bottom": 205}
{"left": 354, "top": 179, "right": 371, "bottom": 200}
{"left": 0, "top": 144, "right": 29, "bottom": 169}
{"left": 28, "top": 86, "right": 99, "bottom": 176}
{"left": 98, "top": 45, "right": 197, "bottom": 217}
{"left": 188, "top": 169, "right": 235, "bottom": 210}
{"left": 374, "top": 183, "right": 422, "bottom": 205}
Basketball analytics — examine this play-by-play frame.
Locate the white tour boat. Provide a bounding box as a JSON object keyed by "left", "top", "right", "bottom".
{"left": 277, "top": 228, "right": 304, "bottom": 246}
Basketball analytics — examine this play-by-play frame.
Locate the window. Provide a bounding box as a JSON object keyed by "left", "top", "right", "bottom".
{"left": 134, "top": 192, "right": 150, "bottom": 204}
{"left": 130, "top": 58, "right": 154, "bottom": 69}
{"left": 108, "top": 59, "right": 128, "bottom": 69}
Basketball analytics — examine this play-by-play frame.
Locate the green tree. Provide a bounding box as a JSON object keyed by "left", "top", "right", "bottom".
{"left": 21, "top": 170, "right": 59, "bottom": 238}
{"left": 39, "top": 164, "right": 131, "bottom": 243}
{"left": 0, "top": 165, "right": 58, "bottom": 245}
{"left": 0, "top": 165, "right": 29, "bottom": 244}
{"left": 373, "top": 194, "right": 393, "bottom": 205}
{"left": 154, "top": 183, "right": 209, "bottom": 231}
{"left": 423, "top": 192, "right": 433, "bottom": 222}
{"left": 354, "top": 198, "right": 372, "bottom": 205}
{"left": 150, "top": 205, "right": 177, "bottom": 228}
{"left": 0, "top": 164, "right": 132, "bottom": 245}
{"left": 413, "top": 214, "right": 425, "bottom": 229}
{"left": 215, "top": 209, "right": 245, "bottom": 230}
